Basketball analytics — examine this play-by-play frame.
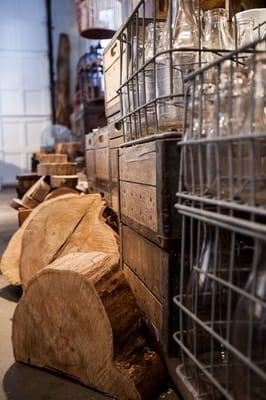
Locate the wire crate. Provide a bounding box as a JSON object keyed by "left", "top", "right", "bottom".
{"left": 116, "top": 0, "right": 248, "bottom": 143}
{"left": 173, "top": 38, "right": 266, "bottom": 400}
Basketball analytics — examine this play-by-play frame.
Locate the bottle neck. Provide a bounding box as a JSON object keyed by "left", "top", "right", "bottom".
{"left": 177, "top": 0, "right": 195, "bottom": 18}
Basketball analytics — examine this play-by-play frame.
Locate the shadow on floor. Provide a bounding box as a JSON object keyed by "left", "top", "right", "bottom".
{"left": 3, "top": 363, "right": 110, "bottom": 400}
{"left": 0, "top": 284, "right": 22, "bottom": 303}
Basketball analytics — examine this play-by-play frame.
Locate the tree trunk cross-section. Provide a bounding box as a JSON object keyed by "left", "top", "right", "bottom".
{"left": 0, "top": 194, "right": 93, "bottom": 286}
{"left": 12, "top": 252, "right": 166, "bottom": 399}
{"left": 20, "top": 193, "right": 119, "bottom": 287}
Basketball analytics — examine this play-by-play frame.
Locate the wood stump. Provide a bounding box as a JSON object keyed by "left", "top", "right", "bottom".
{"left": 12, "top": 252, "right": 166, "bottom": 399}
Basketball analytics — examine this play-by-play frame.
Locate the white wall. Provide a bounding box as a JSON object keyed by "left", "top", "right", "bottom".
{"left": 0, "top": 0, "right": 51, "bottom": 185}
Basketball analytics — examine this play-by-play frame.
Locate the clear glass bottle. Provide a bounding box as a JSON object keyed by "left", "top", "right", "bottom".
{"left": 237, "top": 53, "right": 266, "bottom": 205}
{"left": 232, "top": 245, "right": 266, "bottom": 400}
{"left": 185, "top": 225, "right": 233, "bottom": 396}
{"left": 123, "top": 36, "right": 144, "bottom": 141}
{"left": 140, "top": 22, "right": 165, "bottom": 135}
{"left": 183, "top": 81, "right": 216, "bottom": 194}
{"left": 156, "top": 0, "right": 198, "bottom": 133}
{"left": 205, "top": 62, "right": 251, "bottom": 199}
{"left": 202, "top": 9, "right": 234, "bottom": 68}
{"left": 237, "top": 18, "right": 255, "bottom": 47}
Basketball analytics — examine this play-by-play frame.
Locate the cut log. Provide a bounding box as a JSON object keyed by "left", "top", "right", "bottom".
{"left": 20, "top": 176, "right": 51, "bottom": 208}
{"left": 12, "top": 252, "right": 166, "bottom": 399}
{"left": 16, "top": 173, "right": 39, "bottom": 199}
{"left": 10, "top": 198, "right": 26, "bottom": 211}
{"left": 37, "top": 162, "right": 77, "bottom": 176}
{"left": 18, "top": 208, "right": 32, "bottom": 227}
{"left": 20, "top": 193, "right": 119, "bottom": 287}
{"left": 50, "top": 175, "right": 78, "bottom": 189}
{"left": 44, "top": 187, "right": 79, "bottom": 201}
{"left": 38, "top": 154, "right": 68, "bottom": 163}
{"left": 0, "top": 194, "right": 88, "bottom": 286}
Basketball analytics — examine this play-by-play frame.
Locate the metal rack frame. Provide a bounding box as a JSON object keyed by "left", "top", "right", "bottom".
{"left": 173, "top": 37, "right": 266, "bottom": 399}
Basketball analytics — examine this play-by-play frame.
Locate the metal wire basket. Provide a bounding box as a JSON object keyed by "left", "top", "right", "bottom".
{"left": 117, "top": 0, "right": 201, "bottom": 142}
{"left": 116, "top": 0, "right": 253, "bottom": 143}
{"left": 173, "top": 37, "right": 266, "bottom": 400}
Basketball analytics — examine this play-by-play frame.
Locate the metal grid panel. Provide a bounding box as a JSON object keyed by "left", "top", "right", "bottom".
{"left": 174, "top": 38, "right": 266, "bottom": 399}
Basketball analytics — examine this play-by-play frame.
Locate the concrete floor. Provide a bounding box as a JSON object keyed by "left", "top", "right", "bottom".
{"left": 0, "top": 188, "right": 109, "bottom": 400}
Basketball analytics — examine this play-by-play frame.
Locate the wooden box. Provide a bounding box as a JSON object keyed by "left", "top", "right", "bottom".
{"left": 122, "top": 224, "right": 179, "bottom": 352}
{"left": 119, "top": 134, "right": 181, "bottom": 248}
{"left": 104, "top": 33, "right": 126, "bottom": 118}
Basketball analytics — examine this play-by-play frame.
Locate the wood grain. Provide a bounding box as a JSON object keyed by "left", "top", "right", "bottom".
{"left": 124, "top": 264, "right": 163, "bottom": 342}
{"left": 120, "top": 181, "right": 157, "bottom": 232}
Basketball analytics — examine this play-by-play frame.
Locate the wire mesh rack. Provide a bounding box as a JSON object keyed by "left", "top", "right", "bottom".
{"left": 116, "top": 0, "right": 252, "bottom": 143}
{"left": 173, "top": 37, "right": 266, "bottom": 400}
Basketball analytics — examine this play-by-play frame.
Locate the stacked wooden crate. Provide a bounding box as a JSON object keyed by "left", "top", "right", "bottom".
{"left": 85, "top": 123, "right": 123, "bottom": 212}
{"left": 119, "top": 134, "right": 181, "bottom": 352}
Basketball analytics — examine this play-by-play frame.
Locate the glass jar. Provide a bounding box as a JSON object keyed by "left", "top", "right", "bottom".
{"left": 185, "top": 225, "right": 233, "bottom": 396}
{"left": 232, "top": 245, "right": 266, "bottom": 400}
{"left": 237, "top": 53, "right": 266, "bottom": 205}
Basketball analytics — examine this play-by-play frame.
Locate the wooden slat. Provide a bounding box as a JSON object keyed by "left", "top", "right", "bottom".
{"left": 111, "top": 189, "right": 119, "bottom": 213}
{"left": 95, "top": 127, "right": 109, "bottom": 149}
{"left": 95, "top": 148, "right": 110, "bottom": 182}
{"left": 124, "top": 264, "right": 163, "bottom": 341}
{"left": 120, "top": 181, "right": 157, "bottom": 232}
{"left": 119, "top": 141, "right": 156, "bottom": 186}
{"left": 122, "top": 225, "right": 165, "bottom": 302}
{"left": 86, "top": 149, "right": 96, "bottom": 181}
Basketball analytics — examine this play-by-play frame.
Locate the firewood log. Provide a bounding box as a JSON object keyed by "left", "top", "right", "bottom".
{"left": 12, "top": 252, "right": 166, "bottom": 399}
{"left": 37, "top": 162, "right": 77, "bottom": 176}
{"left": 44, "top": 187, "right": 79, "bottom": 201}
{"left": 0, "top": 194, "right": 89, "bottom": 286}
{"left": 50, "top": 175, "right": 78, "bottom": 189}
{"left": 20, "top": 194, "right": 119, "bottom": 287}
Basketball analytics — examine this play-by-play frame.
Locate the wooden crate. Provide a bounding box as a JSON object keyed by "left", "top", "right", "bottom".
{"left": 122, "top": 224, "right": 179, "bottom": 352}
{"left": 104, "top": 34, "right": 126, "bottom": 118}
{"left": 119, "top": 134, "right": 181, "bottom": 248}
